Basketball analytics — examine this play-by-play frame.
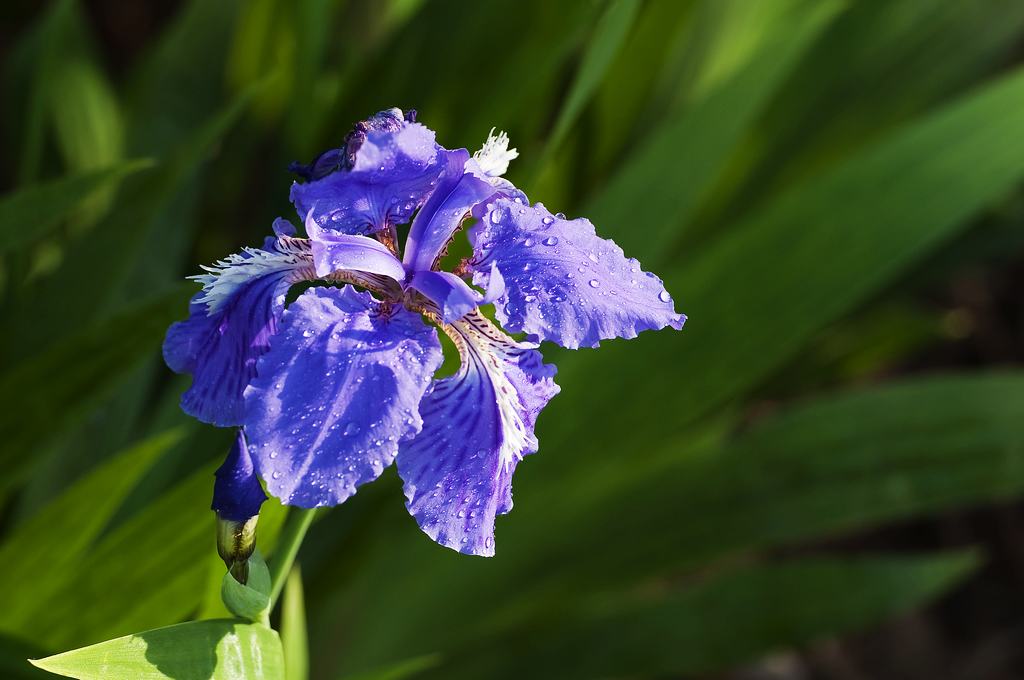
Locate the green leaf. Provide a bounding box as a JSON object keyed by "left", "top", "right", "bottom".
{"left": 226, "top": 0, "right": 294, "bottom": 122}
{"left": 14, "top": 0, "right": 75, "bottom": 183}
{"left": 0, "top": 81, "right": 259, "bottom": 366}
{"left": 199, "top": 498, "right": 290, "bottom": 620}
{"left": 125, "top": 0, "right": 242, "bottom": 156}
{"left": 268, "top": 509, "right": 317, "bottom": 608}
{"left": 434, "top": 553, "right": 978, "bottom": 679}
{"left": 585, "top": 0, "right": 843, "bottom": 257}
{"left": 30, "top": 619, "right": 284, "bottom": 680}
{"left": 318, "top": 372, "right": 1024, "bottom": 673}
{"left": 717, "top": 0, "right": 1024, "bottom": 234}
{"left": 15, "top": 462, "right": 217, "bottom": 649}
{"left": 538, "top": 0, "right": 640, "bottom": 166}
{"left": 547, "top": 60, "right": 1024, "bottom": 462}
{"left": 0, "top": 287, "right": 190, "bottom": 489}
{"left": 17, "top": 460, "right": 297, "bottom": 650}
{"left": 221, "top": 551, "right": 272, "bottom": 624}
{"left": 339, "top": 655, "right": 441, "bottom": 680}
{"left": 0, "top": 161, "right": 153, "bottom": 255}
{"left": 336, "top": 0, "right": 599, "bottom": 152}
{"left": 47, "top": 52, "right": 124, "bottom": 177}
{"left": 0, "top": 429, "right": 183, "bottom": 631}
{"left": 528, "top": 372, "right": 1024, "bottom": 591}
{"left": 280, "top": 567, "right": 308, "bottom": 680}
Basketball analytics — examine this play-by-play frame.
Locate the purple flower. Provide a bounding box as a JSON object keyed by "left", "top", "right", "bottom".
{"left": 165, "top": 109, "right": 685, "bottom": 556}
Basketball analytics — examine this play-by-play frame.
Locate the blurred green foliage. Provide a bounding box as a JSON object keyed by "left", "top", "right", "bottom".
{"left": 3, "top": 0, "right": 1024, "bottom": 678}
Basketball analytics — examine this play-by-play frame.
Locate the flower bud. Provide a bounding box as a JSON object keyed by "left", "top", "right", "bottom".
{"left": 212, "top": 430, "right": 267, "bottom": 583}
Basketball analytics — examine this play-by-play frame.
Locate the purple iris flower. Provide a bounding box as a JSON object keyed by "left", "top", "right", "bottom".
{"left": 164, "top": 108, "right": 685, "bottom": 556}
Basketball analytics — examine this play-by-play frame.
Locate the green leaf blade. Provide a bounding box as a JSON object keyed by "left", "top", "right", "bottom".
{"left": 30, "top": 620, "right": 284, "bottom": 680}
{"left": 0, "top": 161, "right": 153, "bottom": 255}
{"left": 433, "top": 553, "right": 978, "bottom": 679}
{"left": 539, "top": 0, "right": 640, "bottom": 164}
{"left": 281, "top": 567, "right": 308, "bottom": 680}
{"left": 0, "top": 287, "right": 191, "bottom": 488}
{"left": 0, "top": 429, "right": 183, "bottom": 632}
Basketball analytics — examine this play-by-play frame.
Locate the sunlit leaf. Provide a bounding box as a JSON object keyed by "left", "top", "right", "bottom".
{"left": 538, "top": 0, "right": 640, "bottom": 166}
{"left": 715, "top": 0, "right": 1024, "bottom": 234}
{"left": 15, "top": 462, "right": 214, "bottom": 649}
{"left": 586, "top": 0, "right": 843, "bottom": 256}
{"left": 281, "top": 567, "right": 308, "bottom": 680}
{"left": 0, "top": 429, "right": 183, "bottom": 632}
{"left": 221, "top": 552, "right": 272, "bottom": 624}
{"left": 30, "top": 620, "right": 284, "bottom": 680}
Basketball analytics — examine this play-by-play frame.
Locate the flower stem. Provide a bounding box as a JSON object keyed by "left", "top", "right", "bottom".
{"left": 268, "top": 507, "right": 316, "bottom": 609}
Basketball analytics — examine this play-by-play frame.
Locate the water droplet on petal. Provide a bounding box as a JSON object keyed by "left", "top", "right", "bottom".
{"left": 659, "top": 289, "right": 672, "bottom": 302}
{"left": 543, "top": 236, "right": 559, "bottom": 246}
{"left": 541, "top": 215, "right": 554, "bottom": 226}
{"left": 523, "top": 237, "right": 535, "bottom": 247}
{"left": 589, "top": 279, "right": 600, "bottom": 288}
{"left": 343, "top": 422, "right": 360, "bottom": 436}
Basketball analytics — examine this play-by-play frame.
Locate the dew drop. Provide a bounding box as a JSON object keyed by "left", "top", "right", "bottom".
{"left": 588, "top": 279, "right": 600, "bottom": 288}
{"left": 524, "top": 294, "right": 537, "bottom": 303}
{"left": 343, "top": 422, "right": 360, "bottom": 436}
{"left": 542, "top": 236, "right": 559, "bottom": 246}
{"left": 541, "top": 215, "right": 554, "bottom": 226}
{"left": 659, "top": 289, "right": 672, "bottom": 303}
{"left": 523, "top": 237, "right": 535, "bottom": 247}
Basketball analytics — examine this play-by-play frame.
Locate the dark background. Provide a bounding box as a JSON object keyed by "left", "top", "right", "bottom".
{"left": 3, "top": 1, "right": 1024, "bottom": 678}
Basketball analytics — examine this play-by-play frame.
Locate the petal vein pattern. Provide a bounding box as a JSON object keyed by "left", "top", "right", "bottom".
{"left": 190, "top": 237, "right": 314, "bottom": 315}
{"left": 397, "top": 310, "right": 560, "bottom": 556}
{"left": 163, "top": 237, "right": 316, "bottom": 426}
{"left": 471, "top": 199, "right": 686, "bottom": 348}
{"left": 244, "top": 287, "right": 443, "bottom": 507}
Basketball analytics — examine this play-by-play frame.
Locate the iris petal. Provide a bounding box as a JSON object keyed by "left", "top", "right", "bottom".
{"left": 303, "top": 210, "right": 406, "bottom": 281}
{"left": 396, "top": 310, "right": 559, "bottom": 556}
{"left": 212, "top": 430, "right": 267, "bottom": 522}
{"left": 163, "top": 237, "right": 315, "bottom": 426}
{"left": 402, "top": 149, "right": 495, "bottom": 271}
{"left": 290, "top": 123, "right": 445, "bottom": 238}
{"left": 405, "top": 270, "right": 495, "bottom": 324}
{"left": 243, "top": 287, "right": 443, "bottom": 508}
{"left": 470, "top": 198, "right": 686, "bottom": 349}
